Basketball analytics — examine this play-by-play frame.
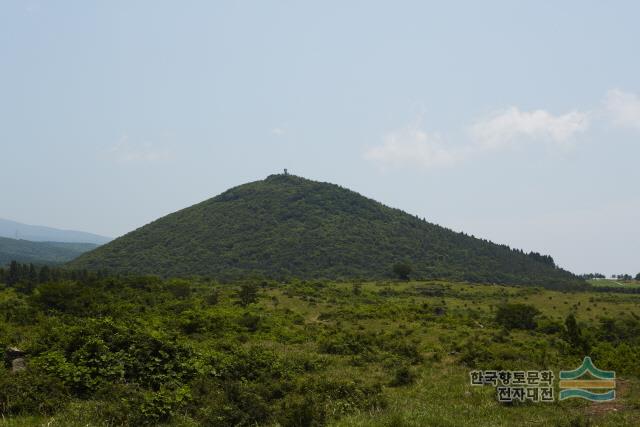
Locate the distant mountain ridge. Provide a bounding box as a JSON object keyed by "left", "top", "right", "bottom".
{"left": 0, "top": 236, "right": 99, "bottom": 266}
{"left": 69, "top": 174, "right": 583, "bottom": 288}
{"left": 0, "top": 218, "right": 111, "bottom": 245}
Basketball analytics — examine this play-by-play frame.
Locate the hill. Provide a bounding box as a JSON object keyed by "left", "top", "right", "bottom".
{"left": 69, "top": 174, "right": 583, "bottom": 287}
{"left": 0, "top": 236, "right": 99, "bottom": 266}
{"left": 0, "top": 218, "right": 111, "bottom": 245}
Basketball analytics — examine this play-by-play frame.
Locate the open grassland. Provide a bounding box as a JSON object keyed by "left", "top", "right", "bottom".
{"left": 1, "top": 278, "right": 639, "bottom": 426}
{"left": 588, "top": 279, "right": 640, "bottom": 289}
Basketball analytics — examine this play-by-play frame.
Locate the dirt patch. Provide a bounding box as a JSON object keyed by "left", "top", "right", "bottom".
{"left": 584, "top": 401, "right": 625, "bottom": 417}
{"left": 583, "top": 378, "right": 630, "bottom": 417}
{"left": 617, "top": 379, "right": 631, "bottom": 397}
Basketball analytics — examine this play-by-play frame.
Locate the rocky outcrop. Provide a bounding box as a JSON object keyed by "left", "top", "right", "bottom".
{"left": 4, "top": 346, "right": 27, "bottom": 373}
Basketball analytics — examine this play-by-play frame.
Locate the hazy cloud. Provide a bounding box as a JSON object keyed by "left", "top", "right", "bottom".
{"left": 365, "top": 125, "right": 465, "bottom": 170}
{"left": 271, "top": 127, "right": 285, "bottom": 136}
{"left": 470, "top": 107, "right": 589, "bottom": 149}
{"left": 365, "top": 91, "right": 640, "bottom": 170}
{"left": 109, "top": 136, "right": 172, "bottom": 164}
{"left": 366, "top": 106, "right": 589, "bottom": 170}
{"left": 604, "top": 89, "right": 640, "bottom": 130}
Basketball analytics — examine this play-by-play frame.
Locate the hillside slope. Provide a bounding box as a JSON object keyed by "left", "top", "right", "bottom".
{"left": 0, "top": 237, "right": 99, "bottom": 265}
{"left": 69, "top": 174, "right": 582, "bottom": 287}
{"left": 0, "top": 218, "right": 111, "bottom": 244}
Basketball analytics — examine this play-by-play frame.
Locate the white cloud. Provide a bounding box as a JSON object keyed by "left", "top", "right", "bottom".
{"left": 604, "top": 89, "right": 640, "bottom": 130}
{"left": 365, "top": 92, "right": 640, "bottom": 171}
{"left": 364, "top": 125, "right": 465, "bottom": 170}
{"left": 109, "top": 136, "right": 172, "bottom": 164}
{"left": 470, "top": 107, "right": 589, "bottom": 149}
{"left": 366, "top": 106, "right": 590, "bottom": 170}
{"left": 271, "top": 127, "right": 285, "bottom": 136}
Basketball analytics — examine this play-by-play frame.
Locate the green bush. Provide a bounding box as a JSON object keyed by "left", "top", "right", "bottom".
{"left": 389, "top": 365, "right": 417, "bottom": 387}
{"left": 0, "top": 367, "right": 69, "bottom": 416}
{"left": 495, "top": 303, "right": 540, "bottom": 330}
{"left": 93, "top": 383, "right": 191, "bottom": 426}
{"left": 238, "top": 283, "right": 259, "bottom": 307}
{"left": 165, "top": 279, "right": 192, "bottom": 299}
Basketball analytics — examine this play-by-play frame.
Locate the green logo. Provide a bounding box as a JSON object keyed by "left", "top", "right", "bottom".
{"left": 559, "top": 357, "right": 615, "bottom": 401}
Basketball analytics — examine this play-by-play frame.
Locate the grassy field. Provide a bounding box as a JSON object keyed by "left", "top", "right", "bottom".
{"left": 588, "top": 279, "right": 640, "bottom": 289}
{"left": 1, "top": 279, "right": 639, "bottom": 426}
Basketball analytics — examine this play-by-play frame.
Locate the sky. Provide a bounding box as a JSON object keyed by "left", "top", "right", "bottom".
{"left": 1, "top": 1, "right": 638, "bottom": 276}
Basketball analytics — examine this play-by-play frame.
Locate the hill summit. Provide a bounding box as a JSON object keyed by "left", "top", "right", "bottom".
{"left": 69, "top": 174, "right": 581, "bottom": 287}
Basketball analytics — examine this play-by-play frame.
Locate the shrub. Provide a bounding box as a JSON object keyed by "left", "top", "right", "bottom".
{"left": 238, "top": 283, "right": 259, "bottom": 307}
{"left": 165, "top": 279, "right": 192, "bottom": 299}
{"left": 459, "top": 339, "right": 496, "bottom": 368}
{"left": 564, "top": 313, "right": 590, "bottom": 354}
{"left": 537, "top": 317, "right": 564, "bottom": 334}
{"left": 0, "top": 368, "right": 69, "bottom": 416}
{"left": 495, "top": 303, "right": 540, "bottom": 330}
{"left": 392, "top": 263, "right": 412, "bottom": 280}
{"left": 94, "top": 383, "right": 191, "bottom": 426}
{"left": 389, "top": 365, "right": 417, "bottom": 387}
{"left": 30, "top": 281, "right": 94, "bottom": 315}
{"left": 239, "top": 313, "right": 262, "bottom": 333}
{"left": 205, "top": 288, "right": 220, "bottom": 305}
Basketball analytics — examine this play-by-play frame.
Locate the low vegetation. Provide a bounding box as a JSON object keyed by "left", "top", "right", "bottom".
{"left": 1, "top": 272, "right": 639, "bottom": 426}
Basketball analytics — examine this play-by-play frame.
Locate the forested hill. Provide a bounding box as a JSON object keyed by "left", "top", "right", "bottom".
{"left": 0, "top": 218, "right": 111, "bottom": 244}
{"left": 69, "top": 174, "right": 583, "bottom": 287}
{"left": 0, "top": 237, "right": 98, "bottom": 266}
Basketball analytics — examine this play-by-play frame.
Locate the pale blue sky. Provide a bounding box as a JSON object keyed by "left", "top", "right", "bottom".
{"left": 1, "top": 1, "right": 638, "bottom": 275}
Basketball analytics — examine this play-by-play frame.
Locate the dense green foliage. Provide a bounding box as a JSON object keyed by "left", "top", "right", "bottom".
{"left": 0, "top": 237, "right": 97, "bottom": 266}
{"left": 495, "top": 303, "right": 540, "bottom": 330}
{"left": 0, "top": 276, "right": 390, "bottom": 425}
{"left": 1, "top": 276, "right": 639, "bottom": 426}
{"left": 0, "top": 261, "right": 104, "bottom": 293}
{"left": 69, "top": 175, "right": 583, "bottom": 288}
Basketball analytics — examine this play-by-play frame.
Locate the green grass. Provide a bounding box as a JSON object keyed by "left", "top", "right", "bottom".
{"left": 588, "top": 279, "right": 640, "bottom": 288}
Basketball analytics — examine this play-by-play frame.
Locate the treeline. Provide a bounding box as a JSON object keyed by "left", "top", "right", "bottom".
{"left": 526, "top": 251, "right": 555, "bottom": 267}
{"left": 2, "top": 257, "right": 588, "bottom": 294}
{"left": 580, "top": 273, "right": 606, "bottom": 279}
{"left": 579, "top": 272, "right": 640, "bottom": 282}
{"left": 0, "top": 261, "right": 107, "bottom": 291}
{"left": 612, "top": 273, "right": 639, "bottom": 280}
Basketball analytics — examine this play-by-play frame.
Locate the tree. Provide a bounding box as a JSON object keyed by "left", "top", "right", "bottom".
{"left": 7, "top": 261, "right": 19, "bottom": 285}
{"left": 636, "top": 273, "right": 640, "bottom": 281}
{"left": 165, "top": 279, "right": 192, "bottom": 299}
{"left": 495, "top": 303, "right": 540, "bottom": 330}
{"left": 39, "top": 265, "right": 51, "bottom": 284}
{"left": 392, "top": 263, "right": 412, "bottom": 281}
{"left": 205, "top": 288, "right": 220, "bottom": 306}
{"left": 564, "top": 313, "right": 590, "bottom": 354}
{"left": 28, "top": 264, "right": 38, "bottom": 284}
{"left": 352, "top": 283, "right": 362, "bottom": 295}
{"left": 238, "top": 283, "right": 259, "bottom": 307}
